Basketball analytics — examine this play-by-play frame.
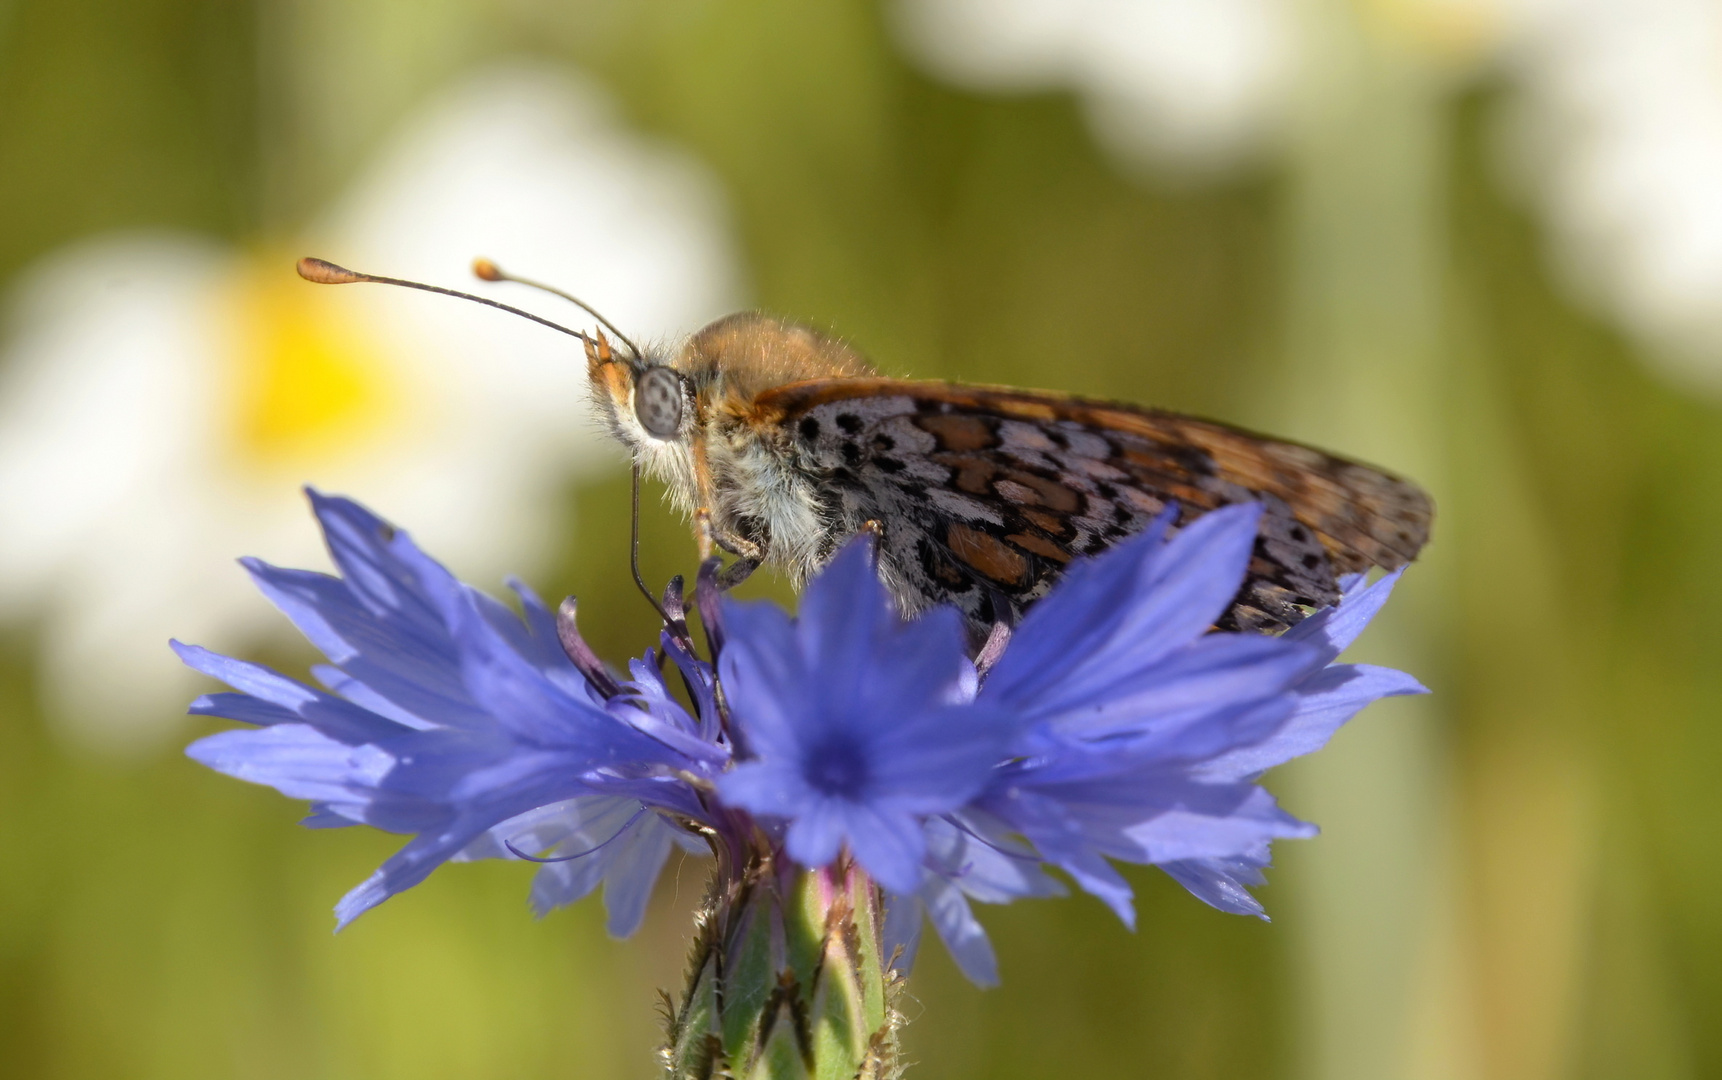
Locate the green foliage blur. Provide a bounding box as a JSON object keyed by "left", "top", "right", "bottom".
{"left": 0, "top": 1, "right": 1716, "bottom": 1078}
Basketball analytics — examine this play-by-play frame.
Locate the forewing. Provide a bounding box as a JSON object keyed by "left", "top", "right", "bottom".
{"left": 755, "top": 379, "right": 1432, "bottom": 633}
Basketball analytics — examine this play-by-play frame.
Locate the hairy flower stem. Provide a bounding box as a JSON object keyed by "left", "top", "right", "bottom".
{"left": 661, "top": 841, "right": 905, "bottom": 1080}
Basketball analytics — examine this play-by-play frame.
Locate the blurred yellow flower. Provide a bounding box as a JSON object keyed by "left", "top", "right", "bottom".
{"left": 0, "top": 64, "right": 739, "bottom": 752}
{"left": 227, "top": 268, "right": 401, "bottom": 467}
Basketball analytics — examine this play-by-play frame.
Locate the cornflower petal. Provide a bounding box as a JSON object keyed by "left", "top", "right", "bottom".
{"left": 1197, "top": 663, "right": 1427, "bottom": 782}
{"left": 783, "top": 798, "right": 854, "bottom": 873}
{"left": 984, "top": 504, "right": 1262, "bottom": 718}
{"left": 462, "top": 796, "right": 706, "bottom": 936}
{"left": 920, "top": 875, "right": 999, "bottom": 987}
{"left": 242, "top": 491, "right": 487, "bottom": 729}
{"left": 310, "top": 663, "right": 436, "bottom": 730}
{"left": 715, "top": 600, "right": 803, "bottom": 753}
{"left": 1284, "top": 567, "right": 1405, "bottom": 660}
{"left": 1196, "top": 571, "right": 1431, "bottom": 781}
{"left": 187, "top": 724, "right": 396, "bottom": 808}
{"left": 1160, "top": 846, "right": 1274, "bottom": 919}
{"left": 189, "top": 691, "right": 300, "bottom": 728}
{"left": 880, "top": 814, "right": 1066, "bottom": 985}
{"left": 841, "top": 804, "right": 931, "bottom": 896}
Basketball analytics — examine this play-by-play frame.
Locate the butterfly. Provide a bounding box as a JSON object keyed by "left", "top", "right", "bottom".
{"left": 587, "top": 311, "right": 1431, "bottom": 638}
{"left": 298, "top": 258, "right": 1433, "bottom": 638}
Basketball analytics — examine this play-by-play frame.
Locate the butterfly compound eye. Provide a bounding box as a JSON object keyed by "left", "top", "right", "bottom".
{"left": 634, "top": 366, "right": 685, "bottom": 439}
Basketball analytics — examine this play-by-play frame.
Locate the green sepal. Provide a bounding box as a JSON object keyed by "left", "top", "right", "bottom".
{"left": 666, "top": 950, "right": 723, "bottom": 1079}
{"left": 721, "top": 884, "right": 779, "bottom": 1061}
{"left": 845, "top": 872, "right": 889, "bottom": 1036}
{"left": 747, "top": 1002, "right": 811, "bottom": 1080}
{"left": 807, "top": 926, "right": 866, "bottom": 1080}
{"left": 783, "top": 865, "right": 828, "bottom": 994}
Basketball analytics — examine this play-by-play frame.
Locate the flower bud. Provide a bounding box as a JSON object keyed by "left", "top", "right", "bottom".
{"left": 661, "top": 849, "right": 904, "bottom": 1079}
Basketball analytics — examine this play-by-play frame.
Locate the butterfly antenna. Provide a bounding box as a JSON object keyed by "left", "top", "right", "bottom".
{"left": 296, "top": 257, "right": 593, "bottom": 344}
{"left": 632, "top": 465, "right": 673, "bottom": 625}
{"left": 473, "top": 257, "right": 642, "bottom": 359}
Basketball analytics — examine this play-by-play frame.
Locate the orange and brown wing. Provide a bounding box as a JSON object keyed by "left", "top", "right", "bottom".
{"left": 753, "top": 378, "right": 1432, "bottom": 632}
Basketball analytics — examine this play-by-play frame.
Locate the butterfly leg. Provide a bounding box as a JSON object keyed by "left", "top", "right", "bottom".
{"left": 715, "top": 557, "right": 759, "bottom": 590}
{"left": 696, "top": 508, "right": 765, "bottom": 561}
{"left": 694, "top": 508, "right": 765, "bottom": 590}
{"left": 973, "top": 619, "right": 1012, "bottom": 677}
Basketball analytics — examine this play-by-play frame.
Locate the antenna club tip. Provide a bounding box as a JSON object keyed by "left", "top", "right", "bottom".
{"left": 297, "top": 257, "right": 364, "bottom": 285}
{"left": 472, "top": 257, "right": 503, "bottom": 281}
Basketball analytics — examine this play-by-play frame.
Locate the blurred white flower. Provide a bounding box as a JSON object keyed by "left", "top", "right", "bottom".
{"left": 0, "top": 64, "right": 739, "bottom": 751}
{"left": 892, "top": 0, "right": 1502, "bottom": 173}
{"left": 890, "top": 0, "right": 1297, "bottom": 172}
{"left": 898, "top": 0, "right": 1722, "bottom": 390}
{"left": 1495, "top": 0, "right": 1722, "bottom": 391}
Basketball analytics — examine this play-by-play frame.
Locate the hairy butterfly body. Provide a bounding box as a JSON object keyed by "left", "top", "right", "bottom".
{"left": 587, "top": 312, "right": 1433, "bottom": 636}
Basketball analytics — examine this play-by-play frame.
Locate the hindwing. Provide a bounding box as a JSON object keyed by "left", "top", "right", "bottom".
{"left": 752, "top": 378, "right": 1433, "bottom": 633}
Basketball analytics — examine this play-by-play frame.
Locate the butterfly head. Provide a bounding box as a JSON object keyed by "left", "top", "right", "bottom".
{"left": 584, "top": 333, "right": 706, "bottom": 506}
{"left": 587, "top": 312, "right": 876, "bottom": 469}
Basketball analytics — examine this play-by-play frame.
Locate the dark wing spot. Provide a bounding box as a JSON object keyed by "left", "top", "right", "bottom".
{"left": 1079, "top": 534, "right": 1111, "bottom": 555}
{"left": 875, "top": 457, "right": 905, "bottom": 474}
{"left": 836, "top": 413, "right": 863, "bottom": 435}
{"left": 1159, "top": 440, "right": 1217, "bottom": 476}
{"left": 798, "top": 416, "right": 821, "bottom": 441}
{"left": 1301, "top": 553, "right": 1321, "bottom": 569}
{"left": 872, "top": 433, "right": 896, "bottom": 452}
{"left": 842, "top": 442, "right": 862, "bottom": 465}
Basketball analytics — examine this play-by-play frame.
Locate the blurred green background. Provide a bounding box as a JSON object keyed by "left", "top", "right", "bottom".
{"left": 1, "top": 0, "right": 1717, "bottom": 1077}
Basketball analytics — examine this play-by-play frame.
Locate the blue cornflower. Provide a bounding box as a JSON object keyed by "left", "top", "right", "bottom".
{"left": 180, "top": 491, "right": 1421, "bottom": 987}
{"left": 180, "top": 492, "right": 715, "bottom": 933}
{"left": 714, "top": 542, "right": 1012, "bottom": 894}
